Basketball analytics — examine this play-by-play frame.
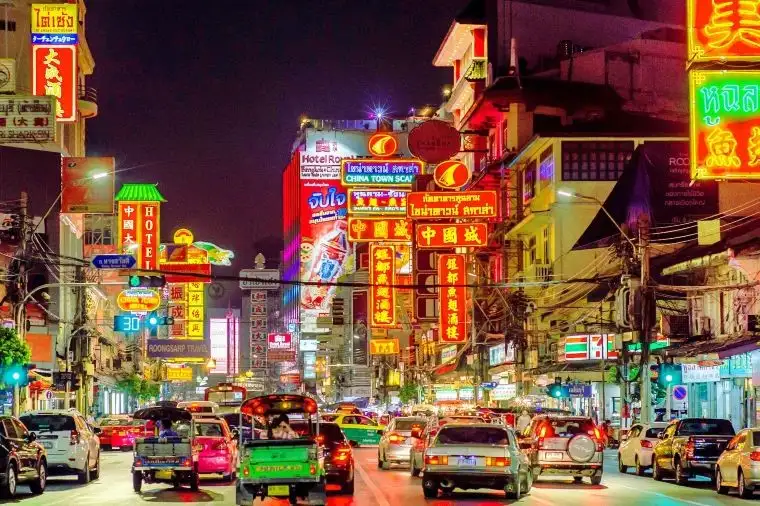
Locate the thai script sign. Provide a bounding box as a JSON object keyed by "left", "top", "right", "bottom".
{"left": 407, "top": 191, "right": 498, "bottom": 219}
{"left": 347, "top": 189, "right": 407, "bottom": 215}
{"left": 341, "top": 159, "right": 422, "bottom": 186}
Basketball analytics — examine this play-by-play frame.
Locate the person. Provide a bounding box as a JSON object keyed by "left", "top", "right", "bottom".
{"left": 159, "top": 419, "right": 179, "bottom": 438}
{"left": 600, "top": 419, "right": 613, "bottom": 446}
{"left": 271, "top": 414, "right": 298, "bottom": 440}
{"left": 515, "top": 410, "right": 532, "bottom": 433}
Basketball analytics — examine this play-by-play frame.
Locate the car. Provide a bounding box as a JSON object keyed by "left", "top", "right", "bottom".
{"left": 420, "top": 423, "right": 532, "bottom": 499}
{"left": 652, "top": 417, "right": 734, "bottom": 484}
{"left": 617, "top": 422, "right": 668, "bottom": 475}
{"left": 378, "top": 416, "right": 426, "bottom": 470}
{"left": 716, "top": 428, "right": 760, "bottom": 497}
{"left": 313, "top": 421, "right": 354, "bottom": 494}
{"left": 520, "top": 415, "right": 604, "bottom": 485}
{"left": 177, "top": 400, "right": 219, "bottom": 416}
{"left": 19, "top": 410, "right": 101, "bottom": 484}
{"left": 333, "top": 413, "right": 385, "bottom": 446}
{"left": 0, "top": 415, "right": 47, "bottom": 498}
{"left": 98, "top": 416, "right": 145, "bottom": 451}
{"left": 193, "top": 416, "right": 238, "bottom": 481}
{"left": 410, "top": 416, "right": 482, "bottom": 477}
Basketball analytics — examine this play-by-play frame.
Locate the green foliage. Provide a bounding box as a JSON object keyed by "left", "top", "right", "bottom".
{"left": 399, "top": 382, "right": 419, "bottom": 404}
{"left": 116, "top": 374, "right": 160, "bottom": 401}
{"left": 0, "top": 327, "right": 31, "bottom": 368}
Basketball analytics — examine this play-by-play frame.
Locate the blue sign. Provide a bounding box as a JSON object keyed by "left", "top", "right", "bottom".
{"left": 480, "top": 381, "right": 498, "bottom": 390}
{"left": 673, "top": 385, "right": 687, "bottom": 401}
{"left": 567, "top": 384, "right": 593, "bottom": 398}
{"left": 31, "top": 33, "right": 78, "bottom": 45}
{"left": 342, "top": 159, "right": 422, "bottom": 186}
{"left": 113, "top": 314, "right": 142, "bottom": 333}
{"left": 92, "top": 254, "right": 136, "bottom": 269}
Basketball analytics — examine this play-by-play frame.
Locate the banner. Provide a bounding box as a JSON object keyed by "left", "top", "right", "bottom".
{"left": 352, "top": 290, "right": 368, "bottom": 366}
{"left": 369, "top": 245, "right": 396, "bottom": 326}
{"left": 61, "top": 157, "right": 115, "bottom": 213}
{"left": 147, "top": 339, "right": 210, "bottom": 359}
{"left": 439, "top": 254, "right": 467, "bottom": 343}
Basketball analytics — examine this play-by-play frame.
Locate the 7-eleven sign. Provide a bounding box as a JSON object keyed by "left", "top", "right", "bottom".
{"left": 565, "top": 335, "right": 589, "bottom": 361}
{"left": 590, "top": 334, "right": 619, "bottom": 360}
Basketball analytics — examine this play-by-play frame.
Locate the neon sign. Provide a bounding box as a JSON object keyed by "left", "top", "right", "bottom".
{"left": 367, "top": 133, "right": 398, "bottom": 157}
{"left": 347, "top": 189, "right": 407, "bottom": 215}
{"left": 688, "top": 0, "right": 760, "bottom": 62}
{"left": 348, "top": 217, "right": 411, "bottom": 243}
{"left": 407, "top": 191, "right": 498, "bottom": 219}
{"left": 415, "top": 222, "right": 488, "bottom": 248}
{"left": 341, "top": 159, "right": 422, "bottom": 186}
{"left": 439, "top": 254, "right": 467, "bottom": 343}
{"left": 369, "top": 244, "right": 396, "bottom": 326}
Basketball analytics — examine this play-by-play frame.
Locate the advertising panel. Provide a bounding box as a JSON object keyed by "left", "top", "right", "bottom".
{"left": 441, "top": 345, "right": 457, "bottom": 364}
{"left": 407, "top": 120, "right": 461, "bottom": 164}
{"left": 682, "top": 363, "right": 721, "bottom": 383}
{"left": 439, "top": 254, "right": 466, "bottom": 343}
{"left": 689, "top": 70, "right": 760, "bottom": 179}
{"left": 367, "top": 133, "right": 398, "bottom": 157}
{"left": 267, "top": 332, "right": 295, "bottom": 362}
{"left": 118, "top": 200, "right": 163, "bottom": 270}
{"left": 369, "top": 245, "right": 396, "bottom": 327}
{"left": 347, "top": 189, "right": 407, "bottom": 215}
{"left": 341, "top": 159, "right": 422, "bottom": 186}
{"left": 166, "top": 367, "right": 193, "bottom": 381}
{"left": 407, "top": 191, "right": 498, "bottom": 219}
{"left": 348, "top": 217, "right": 411, "bottom": 243}
{"left": 563, "top": 334, "right": 618, "bottom": 361}
{"left": 116, "top": 289, "right": 161, "bottom": 312}
{"left": 209, "top": 318, "right": 228, "bottom": 374}
{"left": 352, "top": 290, "right": 368, "bottom": 366}
{"left": 147, "top": 339, "right": 210, "bottom": 359}
{"left": 187, "top": 281, "right": 205, "bottom": 338}
{"left": 299, "top": 132, "right": 367, "bottom": 180}
{"left": 0, "top": 96, "right": 56, "bottom": 143}
{"left": 415, "top": 222, "right": 488, "bottom": 248}
{"left": 369, "top": 338, "right": 400, "bottom": 355}
{"left": 489, "top": 342, "right": 516, "bottom": 366}
{"left": 61, "top": 157, "right": 115, "bottom": 214}
{"left": 303, "top": 351, "right": 317, "bottom": 379}
{"left": 31, "top": 4, "right": 78, "bottom": 43}
{"left": 687, "top": 0, "right": 760, "bottom": 63}
{"left": 32, "top": 45, "right": 76, "bottom": 122}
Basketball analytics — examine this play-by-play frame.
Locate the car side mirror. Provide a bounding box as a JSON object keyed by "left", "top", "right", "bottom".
{"left": 26, "top": 432, "right": 37, "bottom": 443}
{"left": 658, "top": 432, "right": 665, "bottom": 439}
{"left": 411, "top": 428, "right": 423, "bottom": 439}
{"left": 92, "top": 426, "right": 102, "bottom": 435}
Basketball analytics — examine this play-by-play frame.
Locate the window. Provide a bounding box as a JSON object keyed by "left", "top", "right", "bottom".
{"left": 523, "top": 160, "right": 536, "bottom": 203}
{"left": 20, "top": 414, "right": 76, "bottom": 432}
{"left": 0, "top": 20, "right": 16, "bottom": 31}
{"left": 12, "top": 420, "right": 27, "bottom": 438}
{"left": 561, "top": 141, "right": 634, "bottom": 181}
{"left": 644, "top": 427, "right": 663, "bottom": 438}
{"left": 678, "top": 419, "right": 735, "bottom": 436}
{"left": 541, "top": 227, "right": 551, "bottom": 264}
{"left": 752, "top": 431, "right": 760, "bottom": 447}
{"left": 526, "top": 235, "right": 537, "bottom": 266}
{"left": 394, "top": 419, "right": 425, "bottom": 431}
{"left": 342, "top": 416, "right": 358, "bottom": 425}
{"left": 437, "top": 426, "right": 509, "bottom": 445}
{"left": 628, "top": 426, "right": 640, "bottom": 438}
{"left": 2, "top": 419, "right": 18, "bottom": 439}
{"left": 194, "top": 422, "right": 224, "bottom": 437}
{"left": 538, "top": 147, "right": 554, "bottom": 190}
{"left": 357, "top": 416, "right": 376, "bottom": 426}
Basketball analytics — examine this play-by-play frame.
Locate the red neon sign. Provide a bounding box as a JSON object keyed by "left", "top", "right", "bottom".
{"left": 439, "top": 254, "right": 467, "bottom": 344}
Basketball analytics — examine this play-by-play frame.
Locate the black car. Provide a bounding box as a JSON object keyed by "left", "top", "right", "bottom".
{"left": 0, "top": 415, "right": 47, "bottom": 498}
{"left": 293, "top": 421, "right": 354, "bottom": 494}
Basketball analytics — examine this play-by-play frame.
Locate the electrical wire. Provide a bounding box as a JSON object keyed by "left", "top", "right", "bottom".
{"left": 649, "top": 196, "right": 760, "bottom": 234}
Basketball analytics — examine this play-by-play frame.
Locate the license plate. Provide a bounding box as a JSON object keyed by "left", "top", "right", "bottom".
{"left": 268, "top": 485, "right": 290, "bottom": 496}
{"left": 458, "top": 456, "right": 476, "bottom": 466}
{"left": 545, "top": 452, "right": 563, "bottom": 461}
{"left": 42, "top": 442, "right": 53, "bottom": 449}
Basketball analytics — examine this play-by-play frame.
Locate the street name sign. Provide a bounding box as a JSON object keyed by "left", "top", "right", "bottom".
{"left": 92, "top": 254, "right": 136, "bottom": 269}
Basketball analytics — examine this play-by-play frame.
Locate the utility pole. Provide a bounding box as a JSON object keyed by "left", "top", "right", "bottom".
{"left": 12, "top": 192, "right": 28, "bottom": 416}
{"left": 72, "top": 265, "right": 88, "bottom": 414}
{"left": 639, "top": 215, "right": 653, "bottom": 424}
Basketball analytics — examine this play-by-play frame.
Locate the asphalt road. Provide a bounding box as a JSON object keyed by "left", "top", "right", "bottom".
{"left": 10, "top": 449, "right": 760, "bottom": 505}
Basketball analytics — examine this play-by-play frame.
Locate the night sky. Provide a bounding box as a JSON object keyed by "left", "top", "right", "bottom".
{"left": 86, "top": 1, "right": 465, "bottom": 276}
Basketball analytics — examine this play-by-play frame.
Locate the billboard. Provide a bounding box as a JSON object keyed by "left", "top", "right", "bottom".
{"left": 369, "top": 245, "right": 396, "bottom": 327}
{"left": 0, "top": 96, "right": 55, "bottom": 143}
{"left": 209, "top": 318, "right": 229, "bottom": 374}
{"left": 352, "top": 290, "right": 368, "bottom": 366}
{"left": 367, "top": 133, "right": 398, "bottom": 157}
{"left": 347, "top": 189, "right": 407, "bottom": 215}
{"left": 299, "top": 131, "right": 367, "bottom": 180}
{"left": 407, "top": 120, "right": 460, "bottom": 164}
{"left": 347, "top": 217, "right": 412, "bottom": 243}
{"left": 147, "top": 338, "right": 210, "bottom": 359}
{"left": 32, "top": 45, "right": 76, "bottom": 122}
{"left": 117, "top": 196, "right": 164, "bottom": 271}
{"left": 433, "top": 160, "right": 472, "bottom": 189}
{"left": 31, "top": 4, "right": 78, "bottom": 43}
{"left": 370, "top": 338, "right": 400, "bottom": 355}
{"left": 415, "top": 223, "right": 487, "bottom": 248}
{"left": 61, "top": 157, "right": 115, "bottom": 213}
{"left": 439, "top": 254, "right": 467, "bottom": 343}
{"left": 267, "top": 332, "right": 295, "bottom": 362}
{"left": 407, "top": 191, "right": 498, "bottom": 219}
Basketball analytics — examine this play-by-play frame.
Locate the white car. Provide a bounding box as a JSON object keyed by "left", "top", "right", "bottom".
{"left": 20, "top": 410, "right": 101, "bottom": 483}
{"left": 617, "top": 422, "right": 668, "bottom": 475}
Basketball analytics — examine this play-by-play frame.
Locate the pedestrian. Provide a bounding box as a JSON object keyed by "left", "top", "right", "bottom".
{"left": 515, "top": 409, "right": 532, "bottom": 433}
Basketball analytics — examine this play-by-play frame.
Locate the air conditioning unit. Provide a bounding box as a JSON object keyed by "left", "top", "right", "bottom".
{"left": 660, "top": 314, "right": 689, "bottom": 338}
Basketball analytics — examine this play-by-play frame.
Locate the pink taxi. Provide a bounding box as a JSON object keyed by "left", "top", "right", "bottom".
{"left": 192, "top": 416, "right": 238, "bottom": 481}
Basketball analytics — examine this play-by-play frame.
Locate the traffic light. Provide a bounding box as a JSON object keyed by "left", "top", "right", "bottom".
{"left": 2, "top": 364, "right": 29, "bottom": 387}
{"left": 546, "top": 383, "right": 569, "bottom": 399}
{"left": 657, "top": 363, "right": 681, "bottom": 387}
{"left": 145, "top": 312, "right": 174, "bottom": 327}
{"left": 128, "top": 275, "right": 166, "bottom": 288}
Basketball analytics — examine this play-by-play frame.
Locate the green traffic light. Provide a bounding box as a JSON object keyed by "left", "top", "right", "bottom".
{"left": 553, "top": 390, "right": 561, "bottom": 398}
{"left": 11, "top": 371, "right": 19, "bottom": 381}
{"left": 665, "top": 374, "right": 673, "bottom": 383}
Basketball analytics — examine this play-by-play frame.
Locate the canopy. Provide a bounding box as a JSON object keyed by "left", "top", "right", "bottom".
{"left": 133, "top": 405, "right": 192, "bottom": 422}
{"left": 241, "top": 394, "right": 318, "bottom": 416}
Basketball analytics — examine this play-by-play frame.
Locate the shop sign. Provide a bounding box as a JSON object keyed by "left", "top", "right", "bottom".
{"left": 0, "top": 96, "right": 56, "bottom": 143}
{"left": 31, "top": 4, "right": 77, "bottom": 41}
{"left": 146, "top": 338, "right": 210, "bottom": 359}
{"left": 567, "top": 384, "right": 593, "bottom": 398}
{"left": 682, "top": 363, "right": 721, "bottom": 383}
{"left": 687, "top": 0, "right": 760, "bottom": 63}
{"left": 408, "top": 120, "right": 460, "bottom": 164}
{"left": 268, "top": 333, "right": 295, "bottom": 362}
{"left": 32, "top": 45, "right": 76, "bottom": 122}
{"left": 347, "top": 189, "right": 407, "bottom": 215}
{"left": 416, "top": 222, "right": 487, "bottom": 248}
{"left": 407, "top": 191, "right": 498, "bottom": 219}
{"left": 433, "top": 160, "right": 471, "bottom": 189}
{"left": 440, "top": 345, "right": 457, "bottom": 364}
{"left": 435, "top": 388, "right": 457, "bottom": 401}
{"left": 61, "top": 157, "right": 115, "bottom": 214}
{"left": 490, "top": 383, "right": 516, "bottom": 401}
{"left": 720, "top": 352, "right": 752, "bottom": 378}
{"left": 489, "top": 342, "right": 516, "bottom": 366}
{"left": 563, "top": 334, "right": 618, "bottom": 361}
{"left": 166, "top": 367, "right": 193, "bottom": 382}
{"left": 369, "top": 245, "right": 396, "bottom": 326}
{"left": 367, "top": 133, "right": 398, "bottom": 157}
{"left": 369, "top": 338, "right": 399, "bottom": 355}
{"left": 348, "top": 217, "right": 411, "bottom": 243}
{"left": 439, "top": 254, "right": 466, "bottom": 343}
{"left": 341, "top": 159, "right": 422, "bottom": 186}
{"left": 116, "top": 289, "right": 161, "bottom": 312}
{"left": 689, "top": 70, "right": 760, "bottom": 180}
{"left": 118, "top": 200, "right": 162, "bottom": 271}
{"left": 239, "top": 269, "right": 279, "bottom": 290}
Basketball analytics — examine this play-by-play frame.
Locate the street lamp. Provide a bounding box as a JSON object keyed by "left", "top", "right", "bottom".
{"left": 557, "top": 190, "right": 637, "bottom": 252}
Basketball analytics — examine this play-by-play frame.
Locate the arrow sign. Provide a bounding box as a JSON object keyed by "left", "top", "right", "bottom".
{"left": 92, "top": 254, "right": 136, "bottom": 269}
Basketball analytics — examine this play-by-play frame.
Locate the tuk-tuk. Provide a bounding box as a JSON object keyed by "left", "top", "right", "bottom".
{"left": 236, "top": 394, "right": 326, "bottom": 506}
{"left": 131, "top": 405, "right": 199, "bottom": 493}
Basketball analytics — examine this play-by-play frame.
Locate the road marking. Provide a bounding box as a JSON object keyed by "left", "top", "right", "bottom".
{"left": 617, "top": 484, "right": 713, "bottom": 506}
{"left": 355, "top": 458, "right": 391, "bottom": 506}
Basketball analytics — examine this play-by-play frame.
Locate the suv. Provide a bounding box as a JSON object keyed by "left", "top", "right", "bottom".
{"left": 19, "top": 410, "right": 101, "bottom": 484}
{"left": 520, "top": 416, "right": 604, "bottom": 485}
{"left": 0, "top": 415, "right": 47, "bottom": 498}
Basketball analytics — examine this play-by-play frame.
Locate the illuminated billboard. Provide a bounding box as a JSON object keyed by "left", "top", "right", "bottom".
{"left": 369, "top": 244, "right": 396, "bottom": 327}
{"left": 32, "top": 45, "right": 76, "bottom": 122}
{"left": 341, "top": 159, "right": 422, "bottom": 186}
{"left": 209, "top": 318, "right": 230, "bottom": 374}
{"left": 439, "top": 254, "right": 467, "bottom": 344}
{"left": 348, "top": 189, "right": 407, "bottom": 215}
{"left": 415, "top": 222, "right": 487, "bottom": 248}
{"left": 347, "top": 217, "right": 412, "bottom": 243}
{"left": 687, "top": 0, "right": 760, "bottom": 63}
{"left": 31, "top": 4, "right": 78, "bottom": 44}
{"left": 407, "top": 191, "right": 498, "bottom": 219}
{"left": 689, "top": 70, "right": 760, "bottom": 179}
{"left": 61, "top": 157, "right": 116, "bottom": 214}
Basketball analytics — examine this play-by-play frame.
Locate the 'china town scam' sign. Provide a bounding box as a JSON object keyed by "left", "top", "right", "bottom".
{"left": 341, "top": 159, "right": 422, "bottom": 186}
{"left": 348, "top": 217, "right": 411, "bottom": 243}
{"left": 347, "top": 189, "right": 407, "bottom": 215}
{"left": 117, "top": 289, "right": 161, "bottom": 312}
{"left": 439, "top": 254, "right": 467, "bottom": 343}
{"left": 416, "top": 223, "right": 487, "bottom": 248}
{"left": 369, "top": 244, "right": 396, "bottom": 326}
{"left": 407, "top": 191, "right": 498, "bottom": 219}
{"left": 32, "top": 45, "right": 76, "bottom": 122}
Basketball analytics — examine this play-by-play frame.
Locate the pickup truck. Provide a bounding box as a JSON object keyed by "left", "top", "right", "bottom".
{"left": 652, "top": 418, "right": 734, "bottom": 484}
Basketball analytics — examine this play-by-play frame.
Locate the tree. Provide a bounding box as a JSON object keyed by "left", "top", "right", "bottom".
{"left": 399, "top": 382, "right": 419, "bottom": 405}
{"left": 116, "top": 374, "right": 160, "bottom": 402}
{"left": 0, "top": 328, "right": 31, "bottom": 368}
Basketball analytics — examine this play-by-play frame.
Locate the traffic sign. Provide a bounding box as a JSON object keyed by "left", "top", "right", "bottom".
{"left": 45, "top": 390, "right": 53, "bottom": 400}
{"left": 92, "top": 254, "right": 136, "bottom": 269}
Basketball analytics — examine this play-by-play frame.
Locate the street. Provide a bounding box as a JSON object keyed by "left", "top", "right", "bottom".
{"left": 10, "top": 449, "right": 759, "bottom": 505}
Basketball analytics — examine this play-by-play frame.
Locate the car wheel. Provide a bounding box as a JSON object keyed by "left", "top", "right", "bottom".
{"left": 377, "top": 451, "right": 383, "bottom": 468}
{"left": 523, "top": 466, "right": 533, "bottom": 493}
{"left": 618, "top": 454, "right": 627, "bottom": 474}
{"left": 190, "top": 471, "right": 200, "bottom": 491}
{"left": 716, "top": 468, "right": 729, "bottom": 495}
{"left": 30, "top": 460, "right": 47, "bottom": 494}
{"left": 422, "top": 478, "right": 438, "bottom": 498}
{"left": 1, "top": 462, "right": 17, "bottom": 498}
{"left": 91, "top": 453, "right": 101, "bottom": 480}
{"left": 740, "top": 469, "right": 753, "bottom": 498}
{"left": 342, "top": 475, "right": 355, "bottom": 495}
{"left": 573, "top": 476, "right": 583, "bottom": 483}
{"left": 635, "top": 456, "right": 646, "bottom": 476}
{"left": 410, "top": 456, "right": 421, "bottom": 477}
{"left": 674, "top": 459, "right": 688, "bottom": 485}
{"left": 506, "top": 474, "right": 521, "bottom": 500}
{"left": 132, "top": 472, "right": 142, "bottom": 493}
{"left": 591, "top": 471, "right": 603, "bottom": 486}
{"left": 78, "top": 453, "right": 91, "bottom": 484}
{"left": 652, "top": 458, "right": 663, "bottom": 481}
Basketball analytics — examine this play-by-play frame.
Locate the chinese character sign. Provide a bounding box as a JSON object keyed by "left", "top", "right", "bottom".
{"left": 140, "top": 203, "right": 160, "bottom": 270}
{"left": 370, "top": 244, "right": 396, "bottom": 326}
{"left": 407, "top": 191, "right": 498, "bottom": 219}
{"left": 250, "top": 290, "right": 268, "bottom": 370}
{"left": 688, "top": 0, "right": 760, "bottom": 62}
{"left": 347, "top": 189, "right": 408, "bottom": 215}
{"left": 369, "top": 338, "right": 400, "bottom": 355}
{"left": 32, "top": 45, "right": 76, "bottom": 122}
{"left": 439, "top": 254, "right": 467, "bottom": 343}
{"left": 187, "top": 281, "right": 205, "bottom": 338}
{"left": 118, "top": 201, "right": 162, "bottom": 270}
{"left": 348, "top": 217, "right": 411, "bottom": 243}
{"left": 689, "top": 70, "right": 760, "bottom": 179}
{"left": 416, "top": 222, "right": 488, "bottom": 248}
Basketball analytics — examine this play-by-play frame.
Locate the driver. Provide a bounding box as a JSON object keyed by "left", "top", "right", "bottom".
{"left": 159, "top": 419, "right": 179, "bottom": 438}
{"left": 271, "top": 414, "right": 298, "bottom": 440}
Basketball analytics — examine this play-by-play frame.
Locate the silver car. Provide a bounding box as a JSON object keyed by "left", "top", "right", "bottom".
{"left": 378, "top": 417, "right": 426, "bottom": 469}
{"left": 421, "top": 423, "right": 532, "bottom": 500}
{"left": 716, "top": 428, "right": 760, "bottom": 498}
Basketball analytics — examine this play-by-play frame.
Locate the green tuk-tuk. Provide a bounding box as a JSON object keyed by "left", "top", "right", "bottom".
{"left": 236, "top": 394, "right": 326, "bottom": 506}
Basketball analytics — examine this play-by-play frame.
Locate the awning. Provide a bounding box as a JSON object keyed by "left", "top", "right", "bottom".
{"left": 663, "top": 334, "right": 760, "bottom": 362}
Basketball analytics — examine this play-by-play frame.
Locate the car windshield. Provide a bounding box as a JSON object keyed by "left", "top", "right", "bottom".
{"left": 645, "top": 428, "right": 663, "bottom": 438}
{"left": 439, "top": 417, "right": 482, "bottom": 426}
{"left": 538, "top": 418, "right": 596, "bottom": 438}
{"left": 316, "top": 423, "right": 344, "bottom": 443}
{"left": 20, "top": 414, "right": 75, "bottom": 432}
{"left": 290, "top": 421, "right": 316, "bottom": 438}
{"left": 322, "top": 414, "right": 338, "bottom": 422}
{"left": 194, "top": 422, "right": 224, "bottom": 437}
{"left": 99, "top": 418, "right": 131, "bottom": 426}
{"left": 394, "top": 419, "right": 426, "bottom": 431}
{"left": 679, "top": 419, "right": 735, "bottom": 436}
{"left": 437, "top": 426, "right": 509, "bottom": 445}
{"left": 753, "top": 432, "right": 760, "bottom": 446}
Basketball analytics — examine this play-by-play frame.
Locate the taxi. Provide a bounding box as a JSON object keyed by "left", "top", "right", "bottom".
{"left": 333, "top": 413, "right": 385, "bottom": 446}
{"left": 98, "top": 415, "right": 146, "bottom": 451}
{"left": 193, "top": 416, "right": 238, "bottom": 481}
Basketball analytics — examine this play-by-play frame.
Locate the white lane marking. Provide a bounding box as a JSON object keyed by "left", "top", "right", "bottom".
{"left": 617, "top": 484, "right": 713, "bottom": 506}
{"left": 355, "top": 457, "right": 391, "bottom": 506}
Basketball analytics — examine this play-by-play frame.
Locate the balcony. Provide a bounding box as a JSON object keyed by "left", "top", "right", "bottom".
{"left": 447, "top": 58, "right": 487, "bottom": 120}
{"left": 78, "top": 85, "right": 98, "bottom": 118}
{"left": 523, "top": 263, "right": 553, "bottom": 283}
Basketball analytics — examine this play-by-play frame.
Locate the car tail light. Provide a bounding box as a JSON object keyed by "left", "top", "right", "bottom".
{"left": 70, "top": 430, "right": 79, "bottom": 445}
{"left": 593, "top": 427, "right": 602, "bottom": 441}
{"left": 182, "top": 457, "right": 192, "bottom": 467}
{"left": 539, "top": 426, "right": 548, "bottom": 438}
{"left": 485, "top": 457, "right": 510, "bottom": 467}
{"left": 640, "top": 440, "right": 653, "bottom": 448}
{"left": 118, "top": 431, "right": 126, "bottom": 436}
{"left": 243, "top": 467, "right": 250, "bottom": 477}
{"left": 424, "top": 455, "right": 448, "bottom": 466}
{"left": 309, "top": 464, "right": 316, "bottom": 475}
{"left": 315, "top": 434, "right": 325, "bottom": 445}
{"left": 750, "top": 452, "right": 760, "bottom": 462}
{"left": 685, "top": 440, "right": 695, "bottom": 459}
{"left": 388, "top": 433, "right": 406, "bottom": 444}
{"left": 333, "top": 447, "right": 351, "bottom": 463}
{"left": 193, "top": 444, "right": 204, "bottom": 452}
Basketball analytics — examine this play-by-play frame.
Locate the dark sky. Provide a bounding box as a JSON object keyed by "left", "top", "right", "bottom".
{"left": 86, "top": 1, "right": 465, "bottom": 274}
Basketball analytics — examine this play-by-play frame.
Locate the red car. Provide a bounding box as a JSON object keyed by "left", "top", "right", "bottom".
{"left": 98, "top": 416, "right": 147, "bottom": 450}
{"left": 193, "top": 417, "right": 238, "bottom": 481}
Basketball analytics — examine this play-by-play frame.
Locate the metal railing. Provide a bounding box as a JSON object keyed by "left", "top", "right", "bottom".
{"left": 78, "top": 84, "right": 97, "bottom": 103}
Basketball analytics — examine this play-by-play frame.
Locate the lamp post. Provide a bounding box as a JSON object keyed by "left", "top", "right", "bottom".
{"left": 556, "top": 190, "right": 637, "bottom": 252}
